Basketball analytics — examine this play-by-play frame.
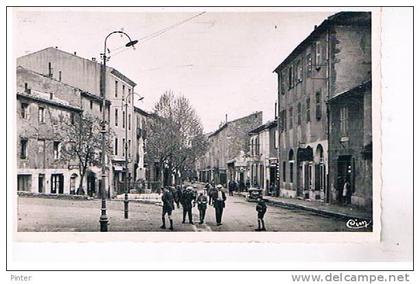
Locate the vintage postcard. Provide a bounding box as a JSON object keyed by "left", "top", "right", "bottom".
{"left": 8, "top": 7, "right": 382, "bottom": 243}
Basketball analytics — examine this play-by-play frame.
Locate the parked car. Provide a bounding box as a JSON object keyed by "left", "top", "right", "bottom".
{"left": 246, "top": 188, "right": 263, "bottom": 202}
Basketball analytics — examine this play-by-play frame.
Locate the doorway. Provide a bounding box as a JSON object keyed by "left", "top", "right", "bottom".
{"left": 51, "top": 174, "right": 64, "bottom": 194}
{"left": 38, "top": 174, "right": 45, "bottom": 193}
{"left": 337, "top": 155, "right": 352, "bottom": 203}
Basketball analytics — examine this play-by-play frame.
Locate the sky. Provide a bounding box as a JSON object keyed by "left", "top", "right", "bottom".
{"left": 12, "top": 8, "right": 337, "bottom": 133}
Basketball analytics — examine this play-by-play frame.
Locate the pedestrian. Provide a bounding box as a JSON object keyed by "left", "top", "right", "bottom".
{"left": 175, "top": 185, "right": 182, "bottom": 209}
{"left": 181, "top": 186, "right": 195, "bottom": 224}
{"left": 212, "top": 184, "right": 226, "bottom": 226}
{"left": 160, "top": 187, "right": 175, "bottom": 231}
{"left": 342, "top": 179, "right": 351, "bottom": 205}
{"left": 255, "top": 196, "right": 267, "bottom": 231}
{"left": 228, "top": 180, "right": 236, "bottom": 196}
{"left": 196, "top": 191, "right": 208, "bottom": 224}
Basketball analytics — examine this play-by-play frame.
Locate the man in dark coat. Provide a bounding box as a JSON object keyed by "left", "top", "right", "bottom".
{"left": 181, "top": 186, "right": 195, "bottom": 224}
{"left": 255, "top": 196, "right": 267, "bottom": 231}
{"left": 174, "top": 185, "right": 182, "bottom": 209}
{"left": 160, "top": 187, "right": 175, "bottom": 230}
{"left": 196, "top": 191, "right": 208, "bottom": 224}
{"left": 228, "top": 180, "right": 237, "bottom": 196}
{"left": 212, "top": 184, "right": 226, "bottom": 226}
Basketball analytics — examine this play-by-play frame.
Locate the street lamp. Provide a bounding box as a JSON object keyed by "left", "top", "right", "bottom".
{"left": 122, "top": 92, "right": 143, "bottom": 219}
{"left": 100, "top": 30, "right": 138, "bottom": 232}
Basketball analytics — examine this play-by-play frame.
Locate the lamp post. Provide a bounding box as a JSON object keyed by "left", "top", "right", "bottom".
{"left": 123, "top": 93, "right": 144, "bottom": 219}
{"left": 100, "top": 31, "right": 138, "bottom": 232}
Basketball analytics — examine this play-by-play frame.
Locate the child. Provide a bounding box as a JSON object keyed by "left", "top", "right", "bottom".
{"left": 255, "top": 197, "right": 267, "bottom": 231}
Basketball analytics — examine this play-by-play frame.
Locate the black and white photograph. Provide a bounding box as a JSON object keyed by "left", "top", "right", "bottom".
{"left": 13, "top": 9, "right": 375, "bottom": 234}
{"left": 4, "top": 3, "right": 415, "bottom": 277}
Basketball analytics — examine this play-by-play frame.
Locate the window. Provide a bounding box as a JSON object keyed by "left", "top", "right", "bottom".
{"left": 280, "top": 110, "right": 286, "bottom": 132}
{"left": 280, "top": 72, "right": 285, "bottom": 95}
{"left": 53, "top": 141, "right": 60, "bottom": 159}
{"left": 122, "top": 111, "right": 125, "bottom": 128}
{"left": 128, "top": 114, "right": 131, "bottom": 130}
{"left": 70, "top": 113, "right": 75, "bottom": 125}
{"left": 21, "top": 102, "right": 29, "bottom": 119}
{"left": 289, "top": 150, "right": 294, "bottom": 183}
{"left": 24, "top": 83, "right": 29, "bottom": 93}
{"left": 288, "top": 66, "right": 294, "bottom": 89}
{"left": 58, "top": 71, "right": 62, "bottom": 81}
{"left": 115, "top": 81, "right": 118, "bottom": 98}
{"left": 50, "top": 93, "right": 53, "bottom": 100}
{"left": 289, "top": 107, "right": 293, "bottom": 129}
{"left": 114, "top": 138, "right": 118, "bottom": 155}
{"left": 315, "top": 92, "right": 322, "bottom": 120}
{"left": 274, "top": 129, "right": 279, "bottom": 149}
{"left": 90, "top": 100, "right": 93, "bottom": 110}
{"left": 17, "top": 175, "right": 31, "bottom": 192}
{"left": 99, "top": 103, "right": 103, "bottom": 113}
{"left": 306, "top": 98, "right": 311, "bottom": 122}
{"left": 128, "top": 89, "right": 131, "bottom": 104}
{"left": 51, "top": 174, "right": 64, "bottom": 194}
{"left": 38, "top": 107, "right": 45, "bottom": 123}
{"left": 48, "top": 62, "right": 52, "bottom": 77}
{"left": 306, "top": 53, "right": 312, "bottom": 77}
{"left": 128, "top": 140, "right": 131, "bottom": 158}
{"left": 123, "top": 138, "right": 126, "bottom": 156}
{"left": 340, "top": 106, "right": 349, "bottom": 136}
{"left": 20, "top": 139, "right": 28, "bottom": 159}
{"left": 282, "top": 161, "right": 286, "bottom": 182}
{"left": 115, "top": 109, "right": 118, "bottom": 127}
{"left": 297, "top": 103, "right": 302, "bottom": 125}
{"left": 315, "top": 41, "right": 322, "bottom": 67}
{"left": 296, "top": 60, "right": 303, "bottom": 83}
{"left": 122, "top": 85, "right": 125, "bottom": 97}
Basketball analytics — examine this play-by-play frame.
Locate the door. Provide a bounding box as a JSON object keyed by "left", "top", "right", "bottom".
{"left": 337, "top": 156, "right": 352, "bottom": 203}
{"left": 51, "top": 174, "right": 64, "bottom": 194}
{"left": 38, "top": 174, "right": 45, "bottom": 193}
{"left": 87, "top": 174, "right": 96, "bottom": 197}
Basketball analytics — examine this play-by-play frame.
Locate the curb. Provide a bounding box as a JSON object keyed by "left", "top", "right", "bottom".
{"left": 235, "top": 193, "right": 371, "bottom": 220}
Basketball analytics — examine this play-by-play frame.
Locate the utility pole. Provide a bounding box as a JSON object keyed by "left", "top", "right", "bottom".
{"left": 124, "top": 96, "right": 129, "bottom": 219}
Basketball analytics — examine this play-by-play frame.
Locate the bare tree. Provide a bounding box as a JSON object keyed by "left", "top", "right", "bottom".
{"left": 145, "top": 91, "right": 208, "bottom": 186}
{"left": 60, "top": 113, "right": 113, "bottom": 195}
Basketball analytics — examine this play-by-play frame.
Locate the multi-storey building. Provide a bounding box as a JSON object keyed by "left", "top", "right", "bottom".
{"left": 17, "top": 47, "right": 148, "bottom": 196}
{"left": 196, "top": 112, "right": 262, "bottom": 186}
{"left": 248, "top": 120, "right": 278, "bottom": 194}
{"left": 274, "top": 12, "right": 371, "bottom": 205}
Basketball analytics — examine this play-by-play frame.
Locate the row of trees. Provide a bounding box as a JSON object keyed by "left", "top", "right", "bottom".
{"left": 145, "top": 91, "right": 208, "bottom": 186}
{"left": 58, "top": 90, "right": 207, "bottom": 194}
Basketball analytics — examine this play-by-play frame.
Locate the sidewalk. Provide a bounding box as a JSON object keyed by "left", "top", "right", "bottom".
{"left": 235, "top": 192, "right": 372, "bottom": 220}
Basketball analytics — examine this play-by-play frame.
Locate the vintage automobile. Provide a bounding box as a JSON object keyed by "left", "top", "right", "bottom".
{"left": 246, "top": 188, "right": 263, "bottom": 202}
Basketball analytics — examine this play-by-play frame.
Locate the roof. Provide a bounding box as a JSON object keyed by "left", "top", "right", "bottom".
{"left": 249, "top": 120, "right": 278, "bottom": 135}
{"left": 134, "top": 106, "right": 150, "bottom": 117}
{"left": 208, "top": 111, "right": 262, "bottom": 138}
{"left": 19, "top": 47, "right": 137, "bottom": 87}
{"left": 328, "top": 80, "right": 372, "bottom": 103}
{"left": 17, "top": 91, "right": 82, "bottom": 113}
{"left": 273, "top": 12, "right": 371, "bottom": 73}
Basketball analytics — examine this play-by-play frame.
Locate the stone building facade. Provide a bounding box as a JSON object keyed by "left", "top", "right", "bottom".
{"left": 274, "top": 12, "right": 371, "bottom": 205}
{"left": 196, "top": 112, "right": 262, "bottom": 186}
{"left": 17, "top": 66, "right": 83, "bottom": 194}
{"left": 16, "top": 47, "right": 148, "bottom": 196}
{"left": 248, "top": 120, "right": 278, "bottom": 195}
{"left": 328, "top": 81, "right": 372, "bottom": 209}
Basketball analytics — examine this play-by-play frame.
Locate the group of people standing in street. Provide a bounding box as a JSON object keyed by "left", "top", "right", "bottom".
{"left": 160, "top": 183, "right": 227, "bottom": 231}
{"left": 160, "top": 182, "right": 268, "bottom": 231}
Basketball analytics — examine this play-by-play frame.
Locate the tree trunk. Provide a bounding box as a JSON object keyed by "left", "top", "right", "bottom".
{"left": 77, "top": 172, "right": 86, "bottom": 195}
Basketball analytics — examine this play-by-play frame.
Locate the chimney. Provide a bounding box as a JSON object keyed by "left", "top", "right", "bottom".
{"left": 55, "top": 46, "right": 58, "bottom": 49}
{"left": 92, "top": 57, "right": 96, "bottom": 62}
{"left": 50, "top": 93, "right": 53, "bottom": 100}
{"left": 314, "top": 25, "right": 318, "bottom": 30}
{"left": 225, "top": 114, "right": 228, "bottom": 123}
{"left": 73, "top": 51, "right": 77, "bottom": 55}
